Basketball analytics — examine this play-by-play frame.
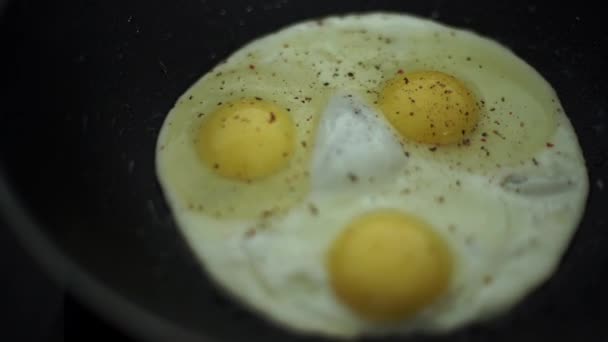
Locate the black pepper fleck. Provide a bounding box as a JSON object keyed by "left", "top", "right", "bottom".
{"left": 347, "top": 173, "right": 358, "bottom": 183}
{"left": 308, "top": 203, "right": 319, "bottom": 216}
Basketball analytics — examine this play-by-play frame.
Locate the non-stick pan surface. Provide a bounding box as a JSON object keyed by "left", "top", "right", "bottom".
{"left": 1, "top": 0, "right": 607, "bottom": 341}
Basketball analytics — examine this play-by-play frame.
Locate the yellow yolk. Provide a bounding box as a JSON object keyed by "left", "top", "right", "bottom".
{"left": 379, "top": 71, "right": 479, "bottom": 145}
{"left": 327, "top": 210, "right": 452, "bottom": 322}
{"left": 197, "top": 99, "right": 295, "bottom": 181}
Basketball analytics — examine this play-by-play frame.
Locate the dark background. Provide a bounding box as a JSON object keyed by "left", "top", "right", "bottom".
{"left": 1, "top": 225, "right": 137, "bottom": 341}
{"left": 1, "top": 0, "right": 607, "bottom": 341}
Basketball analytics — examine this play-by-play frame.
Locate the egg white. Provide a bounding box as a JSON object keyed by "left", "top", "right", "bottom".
{"left": 156, "top": 13, "right": 588, "bottom": 338}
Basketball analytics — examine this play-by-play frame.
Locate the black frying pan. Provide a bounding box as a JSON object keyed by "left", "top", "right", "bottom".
{"left": 1, "top": 0, "right": 607, "bottom": 341}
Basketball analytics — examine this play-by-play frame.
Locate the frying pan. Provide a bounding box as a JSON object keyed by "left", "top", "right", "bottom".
{"left": 1, "top": 0, "right": 607, "bottom": 341}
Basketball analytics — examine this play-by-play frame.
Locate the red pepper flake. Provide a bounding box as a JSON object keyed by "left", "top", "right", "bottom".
{"left": 397, "top": 69, "right": 404, "bottom": 74}
{"left": 546, "top": 142, "right": 554, "bottom": 148}
{"left": 249, "top": 64, "right": 256, "bottom": 70}
{"left": 481, "top": 138, "right": 487, "bottom": 142}
{"left": 268, "top": 112, "right": 276, "bottom": 123}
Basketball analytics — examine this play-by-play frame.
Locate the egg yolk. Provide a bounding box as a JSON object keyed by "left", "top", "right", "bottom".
{"left": 378, "top": 71, "right": 479, "bottom": 145}
{"left": 197, "top": 99, "right": 295, "bottom": 181}
{"left": 327, "top": 210, "right": 452, "bottom": 322}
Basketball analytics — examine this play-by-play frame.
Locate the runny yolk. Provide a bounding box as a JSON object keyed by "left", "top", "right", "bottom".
{"left": 327, "top": 210, "right": 452, "bottom": 322}
{"left": 197, "top": 99, "right": 295, "bottom": 181}
{"left": 378, "top": 70, "right": 479, "bottom": 145}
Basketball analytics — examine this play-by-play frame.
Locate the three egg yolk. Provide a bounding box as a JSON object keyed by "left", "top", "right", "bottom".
{"left": 197, "top": 99, "right": 295, "bottom": 181}
{"left": 379, "top": 70, "right": 479, "bottom": 145}
{"left": 197, "top": 71, "right": 468, "bottom": 322}
{"left": 328, "top": 210, "right": 452, "bottom": 322}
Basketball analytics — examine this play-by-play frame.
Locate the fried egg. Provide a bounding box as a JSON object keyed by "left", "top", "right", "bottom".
{"left": 156, "top": 13, "right": 588, "bottom": 338}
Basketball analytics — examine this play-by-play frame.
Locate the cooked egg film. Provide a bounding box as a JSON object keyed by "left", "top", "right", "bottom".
{"left": 156, "top": 13, "right": 588, "bottom": 338}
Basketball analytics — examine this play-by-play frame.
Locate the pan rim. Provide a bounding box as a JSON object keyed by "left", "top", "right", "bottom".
{"left": 0, "top": 169, "right": 209, "bottom": 342}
